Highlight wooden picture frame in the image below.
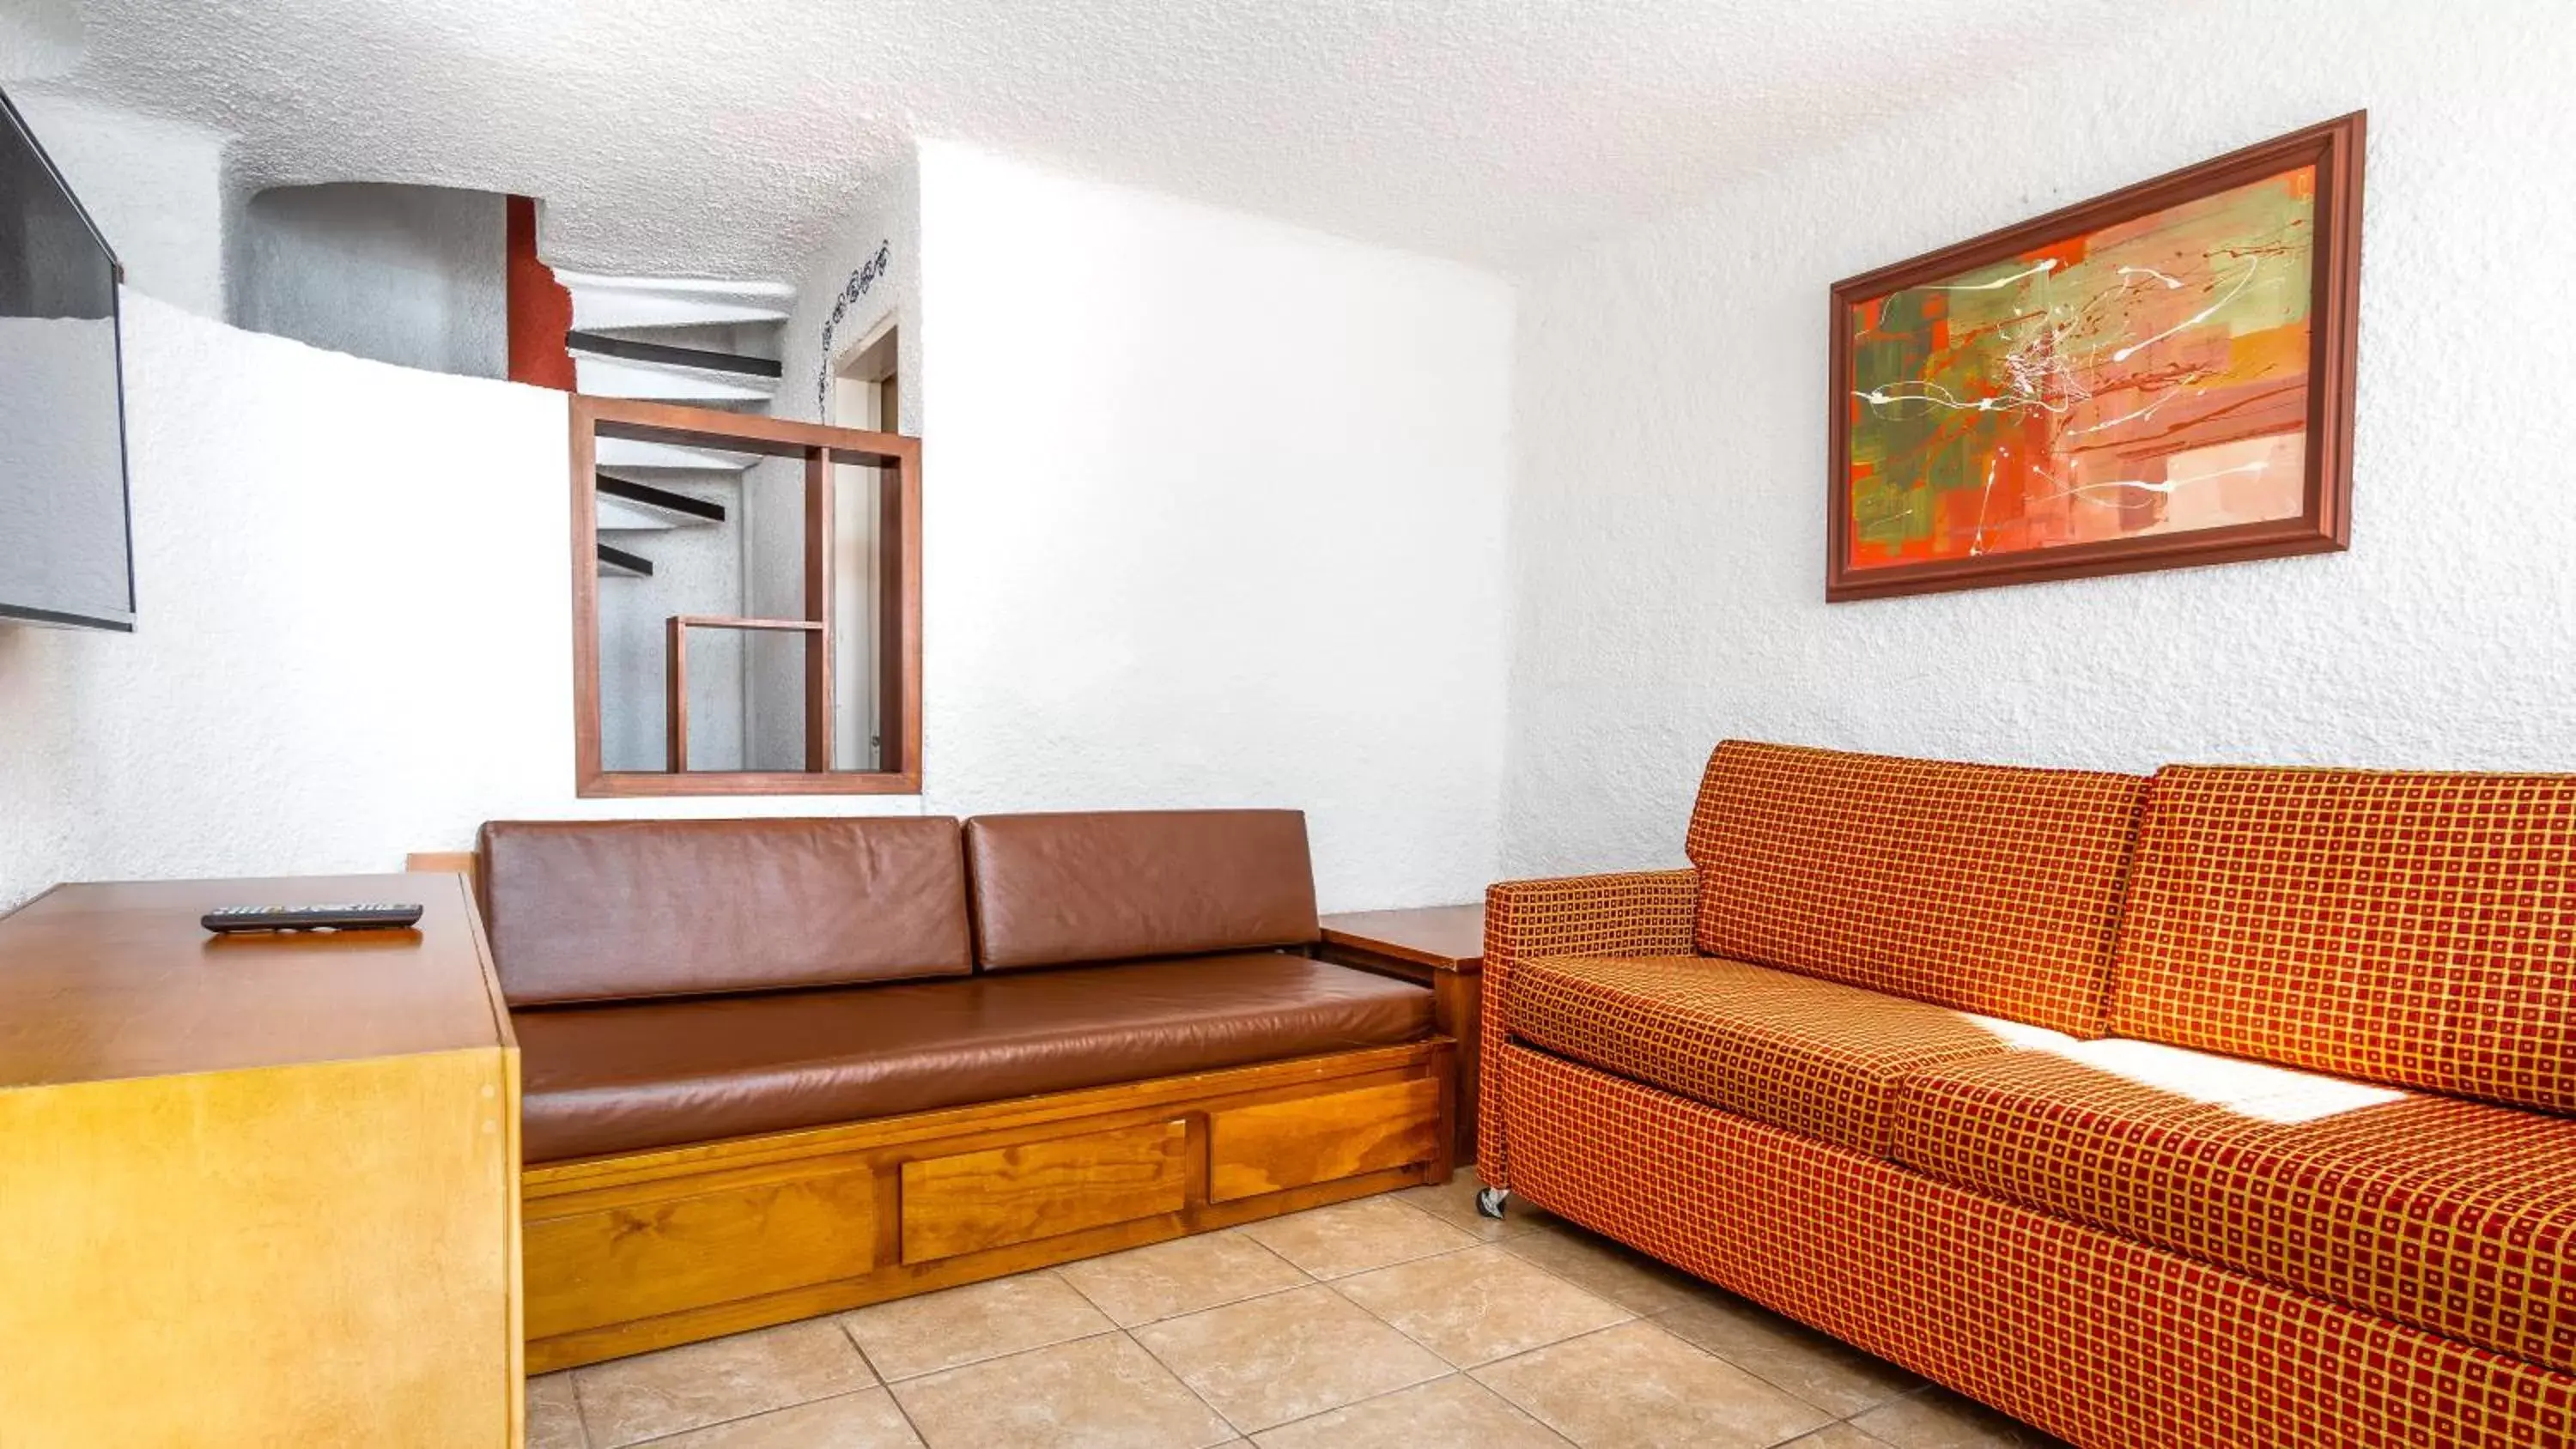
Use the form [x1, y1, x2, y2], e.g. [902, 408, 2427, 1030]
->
[1826, 112, 2364, 601]
[569, 395, 923, 797]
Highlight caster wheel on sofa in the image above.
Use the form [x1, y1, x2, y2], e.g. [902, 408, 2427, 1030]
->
[1475, 1187, 1511, 1220]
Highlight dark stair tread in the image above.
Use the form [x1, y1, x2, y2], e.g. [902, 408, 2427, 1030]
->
[565, 329, 782, 379]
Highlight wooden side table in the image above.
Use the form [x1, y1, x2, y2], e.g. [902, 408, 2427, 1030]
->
[1317, 903, 1484, 1164]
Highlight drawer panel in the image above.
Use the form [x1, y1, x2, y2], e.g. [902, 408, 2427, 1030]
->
[525, 1166, 877, 1338]
[902, 1119, 1188, 1264]
[1207, 1076, 1442, 1203]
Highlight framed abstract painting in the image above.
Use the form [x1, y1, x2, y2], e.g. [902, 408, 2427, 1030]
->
[1826, 113, 2364, 601]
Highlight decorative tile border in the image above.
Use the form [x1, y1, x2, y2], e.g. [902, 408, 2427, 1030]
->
[815, 239, 895, 420]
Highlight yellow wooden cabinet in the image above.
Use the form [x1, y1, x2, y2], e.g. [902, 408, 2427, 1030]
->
[0, 873, 521, 1447]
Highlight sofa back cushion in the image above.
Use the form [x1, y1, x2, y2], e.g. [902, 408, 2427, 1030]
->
[477, 816, 973, 1006]
[965, 809, 1319, 971]
[1686, 740, 2148, 1036]
[2111, 765, 2576, 1113]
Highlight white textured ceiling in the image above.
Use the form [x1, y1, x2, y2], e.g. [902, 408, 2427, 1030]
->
[18, 0, 2154, 280]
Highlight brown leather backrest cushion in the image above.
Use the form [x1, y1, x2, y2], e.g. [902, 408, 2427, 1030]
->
[965, 810, 1320, 971]
[477, 816, 973, 1005]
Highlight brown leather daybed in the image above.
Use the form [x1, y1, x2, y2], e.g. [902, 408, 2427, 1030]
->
[474, 809, 1456, 1371]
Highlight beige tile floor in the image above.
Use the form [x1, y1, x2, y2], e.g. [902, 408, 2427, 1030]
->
[528, 1178, 2072, 1449]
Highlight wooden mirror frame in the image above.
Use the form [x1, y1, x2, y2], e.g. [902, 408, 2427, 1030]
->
[569, 395, 922, 797]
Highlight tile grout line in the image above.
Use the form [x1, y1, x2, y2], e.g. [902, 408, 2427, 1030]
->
[618, 1388, 890, 1449]
[1462, 1304, 1882, 1445]
[1056, 1227, 1319, 1328]
[907, 1232, 1322, 1440]
[1641, 1302, 1920, 1423]
[574, 1319, 946, 1449]
[1463, 1313, 1639, 1378]
[1048, 1254, 1132, 1324]
[1103, 1207, 1473, 1443]
[1128, 1274, 1321, 1331]
[1255, 1370, 1585, 1449]
[585, 1187, 1930, 1449]
[1122, 1192, 1660, 1422]
[874, 1323, 1132, 1386]
[1301, 1228, 1493, 1286]
[867, 1323, 1194, 1446]
[559, 1373, 596, 1449]
[578, 1319, 892, 1449]
[1458, 1327, 1636, 1446]
[1117, 1324, 1256, 1445]
[1117, 1308, 1272, 1440]
[836, 1311, 945, 1449]
[1458, 1316, 1722, 1446]
[1248, 1196, 1655, 1441]
[1052, 1191, 1502, 1333]
[1084, 1244, 1321, 1331]
[1313, 1246, 1637, 1373]
[1494, 1215, 1941, 1426]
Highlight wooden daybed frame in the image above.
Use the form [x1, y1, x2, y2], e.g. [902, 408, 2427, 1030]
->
[411, 828, 1458, 1373]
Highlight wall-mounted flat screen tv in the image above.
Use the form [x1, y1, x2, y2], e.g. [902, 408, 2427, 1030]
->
[0, 85, 133, 631]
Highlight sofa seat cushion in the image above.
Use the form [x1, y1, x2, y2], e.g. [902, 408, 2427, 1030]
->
[516, 952, 1433, 1162]
[1510, 954, 2075, 1156]
[1895, 1040, 2576, 1373]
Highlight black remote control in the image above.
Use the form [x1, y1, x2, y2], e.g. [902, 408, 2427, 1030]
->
[202, 903, 426, 934]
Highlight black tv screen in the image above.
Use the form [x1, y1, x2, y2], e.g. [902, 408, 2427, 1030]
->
[0, 85, 132, 631]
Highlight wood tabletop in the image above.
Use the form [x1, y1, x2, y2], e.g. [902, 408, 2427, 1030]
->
[1318, 903, 1484, 973]
[0, 873, 511, 1088]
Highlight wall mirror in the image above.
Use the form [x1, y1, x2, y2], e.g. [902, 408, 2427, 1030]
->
[569, 396, 921, 796]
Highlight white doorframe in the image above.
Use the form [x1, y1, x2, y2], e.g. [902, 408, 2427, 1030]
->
[828, 317, 898, 771]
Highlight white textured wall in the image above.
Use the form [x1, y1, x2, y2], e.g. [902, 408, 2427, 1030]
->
[0, 294, 559, 909]
[3, 165, 1516, 911]
[745, 155, 921, 770]
[235, 182, 507, 377]
[0, 0, 80, 81]
[778, 154, 919, 433]
[738, 450, 808, 771]
[0, 297, 908, 912]
[919, 142, 1514, 909]
[1498, 0, 2576, 877]
[598, 483, 746, 773]
[10, 89, 229, 316]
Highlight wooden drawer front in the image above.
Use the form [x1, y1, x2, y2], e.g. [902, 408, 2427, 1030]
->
[1207, 1076, 1442, 1203]
[526, 1167, 877, 1339]
[902, 1119, 1188, 1264]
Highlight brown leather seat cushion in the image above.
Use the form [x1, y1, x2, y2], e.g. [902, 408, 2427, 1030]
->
[479, 816, 973, 1005]
[515, 952, 1432, 1161]
[965, 810, 1319, 971]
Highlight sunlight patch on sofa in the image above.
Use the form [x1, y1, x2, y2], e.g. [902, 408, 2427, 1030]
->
[2044, 1038, 2409, 1125]
[1959, 1014, 2086, 1051]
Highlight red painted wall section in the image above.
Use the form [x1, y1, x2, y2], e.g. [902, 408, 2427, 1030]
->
[506, 195, 576, 390]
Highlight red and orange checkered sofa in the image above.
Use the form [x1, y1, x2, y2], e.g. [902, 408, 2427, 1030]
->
[1479, 740, 2576, 1449]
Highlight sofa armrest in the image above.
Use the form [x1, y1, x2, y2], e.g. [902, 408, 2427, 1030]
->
[1477, 869, 1697, 1190]
[1485, 870, 1698, 967]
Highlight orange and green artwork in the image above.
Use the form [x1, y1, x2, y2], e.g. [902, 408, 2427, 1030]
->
[1844, 165, 2318, 570]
